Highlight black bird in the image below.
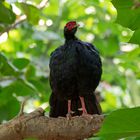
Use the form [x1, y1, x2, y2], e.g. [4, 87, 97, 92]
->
[49, 21, 102, 118]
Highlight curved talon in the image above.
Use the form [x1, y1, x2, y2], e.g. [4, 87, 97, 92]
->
[66, 112, 72, 120]
[67, 100, 75, 119]
[66, 110, 74, 120]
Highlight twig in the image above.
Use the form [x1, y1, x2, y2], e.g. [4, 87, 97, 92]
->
[18, 97, 29, 116]
[132, 0, 140, 9]
[37, 0, 49, 9]
[0, 15, 26, 36]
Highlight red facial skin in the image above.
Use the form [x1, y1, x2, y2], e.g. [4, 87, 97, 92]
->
[65, 21, 77, 31]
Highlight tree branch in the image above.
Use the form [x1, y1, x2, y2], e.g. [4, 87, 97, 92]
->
[0, 0, 49, 36]
[0, 108, 104, 140]
[0, 15, 26, 36]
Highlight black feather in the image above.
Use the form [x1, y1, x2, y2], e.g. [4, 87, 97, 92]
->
[49, 22, 102, 117]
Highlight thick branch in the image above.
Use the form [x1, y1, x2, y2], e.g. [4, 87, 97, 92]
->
[0, 108, 104, 140]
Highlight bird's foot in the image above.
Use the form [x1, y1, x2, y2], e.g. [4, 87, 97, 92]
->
[79, 108, 92, 120]
[78, 107, 88, 116]
[82, 112, 93, 120]
[66, 113, 72, 120]
[66, 111, 74, 120]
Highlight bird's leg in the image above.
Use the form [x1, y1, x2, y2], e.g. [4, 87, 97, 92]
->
[66, 100, 72, 119]
[79, 96, 88, 115]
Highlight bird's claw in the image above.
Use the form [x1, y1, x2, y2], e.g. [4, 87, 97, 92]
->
[66, 113, 72, 120]
[66, 111, 74, 120]
[82, 113, 93, 120]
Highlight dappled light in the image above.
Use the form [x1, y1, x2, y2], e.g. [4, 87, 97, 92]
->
[0, 0, 140, 140]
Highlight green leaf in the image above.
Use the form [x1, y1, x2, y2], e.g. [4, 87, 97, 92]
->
[29, 79, 45, 93]
[10, 79, 37, 96]
[0, 97, 20, 122]
[134, 137, 140, 140]
[129, 29, 140, 45]
[88, 137, 103, 140]
[25, 64, 36, 80]
[12, 58, 30, 70]
[0, 87, 20, 122]
[19, 3, 40, 25]
[111, 0, 140, 30]
[123, 137, 140, 140]
[0, 52, 19, 76]
[0, 2, 16, 24]
[0, 86, 13, 107]
[94, 35, 119, 57]
[1, 79, 37, 97]
[99, 107, 140, 140]
[28, 78, 51, 101]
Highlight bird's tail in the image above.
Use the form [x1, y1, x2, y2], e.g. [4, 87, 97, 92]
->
[73, 93, 102, 115]
[84, 93, 102, 115]
[49, 92, 102, 118]
[49, 93, 68, 117]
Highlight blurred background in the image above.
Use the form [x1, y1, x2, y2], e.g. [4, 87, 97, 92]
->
[0, 0, 140, 124]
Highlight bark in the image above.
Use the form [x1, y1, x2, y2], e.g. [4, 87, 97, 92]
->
[0, 108, 104, 140]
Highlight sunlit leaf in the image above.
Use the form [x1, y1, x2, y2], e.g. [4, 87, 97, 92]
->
[0, 2, 16, 24]
[112, 0, 140, 30]
[19, 3, 41, 25]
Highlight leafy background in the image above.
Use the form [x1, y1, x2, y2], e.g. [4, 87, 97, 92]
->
[0, 0, 140, 139]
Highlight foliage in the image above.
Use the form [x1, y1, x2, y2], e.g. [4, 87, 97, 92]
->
[98, 0, 140, 140]
[0, 0, 140, 139]
[99, 107, 140, 140]
[112, 0, 140, 45]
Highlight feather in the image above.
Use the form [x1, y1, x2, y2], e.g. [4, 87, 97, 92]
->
[49, 21, 102, 117]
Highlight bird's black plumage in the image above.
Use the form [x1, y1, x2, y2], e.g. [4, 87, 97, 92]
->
[49, 21, 102, 117]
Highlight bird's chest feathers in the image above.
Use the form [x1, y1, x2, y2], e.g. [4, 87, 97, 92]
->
[62, 43, 77, 63]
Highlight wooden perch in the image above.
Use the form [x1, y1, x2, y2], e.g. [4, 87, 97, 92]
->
[0, 108, 104, 140]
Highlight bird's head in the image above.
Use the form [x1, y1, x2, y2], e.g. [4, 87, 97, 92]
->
[64, 21, 79, 39]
